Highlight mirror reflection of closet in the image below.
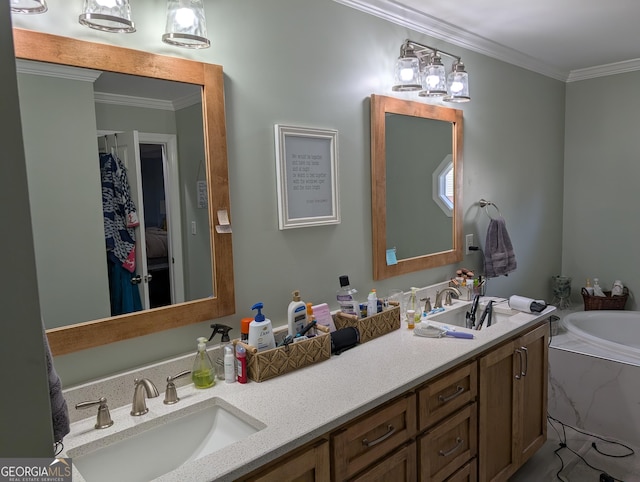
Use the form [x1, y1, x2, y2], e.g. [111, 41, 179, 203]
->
[17, 61, 213, 329]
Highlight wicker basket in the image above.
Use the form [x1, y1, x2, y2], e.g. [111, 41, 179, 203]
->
[334, 304, 400, 344]
[234, 327, 331, 383]
[581, 287, 629, 311]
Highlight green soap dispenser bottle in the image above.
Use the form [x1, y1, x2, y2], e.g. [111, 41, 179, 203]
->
[192, 337, 215, 389]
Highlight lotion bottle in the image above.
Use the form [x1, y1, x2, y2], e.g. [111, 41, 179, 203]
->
[248, 302, 276, 351]
[367, 289, 377, 317]
[287, 290, 307, 337]
[191, 337, 215, 389]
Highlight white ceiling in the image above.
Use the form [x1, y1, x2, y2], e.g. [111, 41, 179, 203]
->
[339, 0, 640, 81]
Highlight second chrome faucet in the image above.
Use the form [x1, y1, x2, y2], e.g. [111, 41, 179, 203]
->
[131, 378, 159, 416]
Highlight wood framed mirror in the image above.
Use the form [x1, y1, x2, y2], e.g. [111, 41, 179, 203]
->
[13, 29, 235, 355]
[370, 94, 463, 280]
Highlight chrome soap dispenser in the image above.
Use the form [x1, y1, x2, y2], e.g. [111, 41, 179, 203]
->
[191, 337, 215, 389]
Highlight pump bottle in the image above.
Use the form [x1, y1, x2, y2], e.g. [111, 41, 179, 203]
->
[248, 302, 276, 351]
[191, 337, 215, 389]
[287, 290, 307, 337]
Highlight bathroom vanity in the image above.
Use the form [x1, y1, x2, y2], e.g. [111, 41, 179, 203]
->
[61, 297, 552, 482]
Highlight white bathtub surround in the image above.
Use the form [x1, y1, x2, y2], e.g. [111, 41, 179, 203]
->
[548, 310, 640, 449]
[548, 348, 640, 448]
[59, 290, 554, 482]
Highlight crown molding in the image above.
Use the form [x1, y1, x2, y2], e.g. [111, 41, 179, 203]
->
[16, 59, 101, 82]
[94, 92, 175, 111]
[335, 0, 640, 82]
[567, 58, 640, 82]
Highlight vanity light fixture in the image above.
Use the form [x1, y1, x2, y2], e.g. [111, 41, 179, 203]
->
[10, 0, 47, 14]
[79, 0, 136, 33]
[162, 0, 211, 49]
[392, 39, 471, 103]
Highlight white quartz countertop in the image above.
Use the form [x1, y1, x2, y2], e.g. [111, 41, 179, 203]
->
[62, 299, 555, 482]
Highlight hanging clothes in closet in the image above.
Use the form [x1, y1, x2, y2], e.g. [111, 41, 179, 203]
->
[99, 151, 143, 316]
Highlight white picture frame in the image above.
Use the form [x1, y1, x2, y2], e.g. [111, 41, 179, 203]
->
[274, 124, 340, 229]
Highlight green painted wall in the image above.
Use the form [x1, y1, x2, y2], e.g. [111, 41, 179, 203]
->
[11, 0, 565, 391]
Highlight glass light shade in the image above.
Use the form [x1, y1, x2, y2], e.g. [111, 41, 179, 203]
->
[392, 43, 421, 92]
[11, 0, 47, 14]
[163, 0, 210, 49]
[79, 0, 135, 33]
[419, 54, 446, 97]
[445, 61, 470, 103]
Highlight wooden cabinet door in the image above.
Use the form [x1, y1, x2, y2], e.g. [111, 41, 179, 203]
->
[515, 323, 548, 465]
[478, 339, 518, 482]
[247, 440, 330, 482]
[349, 442, 417, 482]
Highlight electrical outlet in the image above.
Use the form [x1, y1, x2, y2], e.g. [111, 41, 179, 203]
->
[465, 234, 474, 254]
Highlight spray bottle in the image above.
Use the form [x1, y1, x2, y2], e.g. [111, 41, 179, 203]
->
[208, 324, 233, 381]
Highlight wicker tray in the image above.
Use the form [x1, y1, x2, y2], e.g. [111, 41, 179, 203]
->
[581, 287, 629, 311]
[234, 327, 331, 383]
[334, 304, 400, 344]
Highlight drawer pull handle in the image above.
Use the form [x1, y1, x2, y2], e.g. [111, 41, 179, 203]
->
[438, 385, 464, 403]
[439, 437, 463, 457]
[362, 424, 396, 447]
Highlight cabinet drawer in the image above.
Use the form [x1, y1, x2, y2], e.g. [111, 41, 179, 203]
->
[446, 459, 477, 482]
[418, 361, 477, 431]
[332, 393, 417, 481]
[418, 403, 477, 482]
[349, 442, 417, 482]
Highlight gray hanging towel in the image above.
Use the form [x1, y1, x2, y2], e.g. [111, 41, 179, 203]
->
[43, 320, 70, 442]
[484, 218, 517, 277]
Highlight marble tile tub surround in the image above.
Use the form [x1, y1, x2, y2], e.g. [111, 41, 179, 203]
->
[548, 346, 640, 448]
[63, 281, 454, 424]
[59, 283, 554, 481]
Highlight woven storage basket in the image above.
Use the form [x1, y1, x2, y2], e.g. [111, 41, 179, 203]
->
[334, 304, 400, 344]
[234, 328, 331, 383]
[581, 287, 629, 311]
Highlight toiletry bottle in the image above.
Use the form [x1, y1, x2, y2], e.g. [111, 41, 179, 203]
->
[208, 324, 233, 381]
[191, 337, 215, 389]
[224, 345, 236, 383]
[408, 287, 421, 323]
[593, 278, 606, 297]
[236, 344, 247, 384]
[367, 289, 377, 317]
[306, 302, 316, 336]
[584, 278, 594, 296]
[287, 290, 307, 337]
[240, 317, 252, 342]
[248, 302, 276, 351]
[337, 275, 360, 318]
[406, 310, 416, 329]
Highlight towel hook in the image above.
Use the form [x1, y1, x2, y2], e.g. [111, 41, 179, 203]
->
[479, 198, 504, 220]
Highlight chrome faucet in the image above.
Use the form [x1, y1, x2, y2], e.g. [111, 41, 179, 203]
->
[131, 378, 159, 416]
[434, 287, 462, 309]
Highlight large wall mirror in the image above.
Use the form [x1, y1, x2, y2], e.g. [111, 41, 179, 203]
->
[13, 29, 235, 356]
[370, 94, 463, 280]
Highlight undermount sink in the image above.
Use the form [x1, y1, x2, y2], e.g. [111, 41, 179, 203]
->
[67, 397, 264, 482]
[427, 300, 516, 329]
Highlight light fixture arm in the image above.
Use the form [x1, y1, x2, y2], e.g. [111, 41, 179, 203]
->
[403, 39, 461, 63]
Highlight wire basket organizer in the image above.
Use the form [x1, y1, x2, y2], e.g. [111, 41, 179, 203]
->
[581, 287, 629, 311]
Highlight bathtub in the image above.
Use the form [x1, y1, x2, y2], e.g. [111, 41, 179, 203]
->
[548, 310, 640, 447]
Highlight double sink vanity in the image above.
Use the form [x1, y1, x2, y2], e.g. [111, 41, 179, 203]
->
[62, 285, 554, 482]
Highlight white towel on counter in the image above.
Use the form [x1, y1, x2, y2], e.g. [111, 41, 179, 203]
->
[484, 218, 517, 277]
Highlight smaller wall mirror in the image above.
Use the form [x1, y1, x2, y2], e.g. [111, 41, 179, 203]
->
[370, 94, 463, 280]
